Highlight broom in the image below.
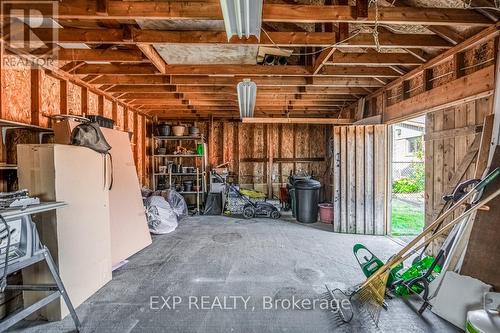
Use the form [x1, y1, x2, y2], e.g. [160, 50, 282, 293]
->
[353, 185, 500, 325]
[330, 167, 500, 325]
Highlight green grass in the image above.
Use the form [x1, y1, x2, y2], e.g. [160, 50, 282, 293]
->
[391, 199, 424, 236]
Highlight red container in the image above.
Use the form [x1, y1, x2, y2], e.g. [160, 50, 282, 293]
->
[318, 203, 334, 224]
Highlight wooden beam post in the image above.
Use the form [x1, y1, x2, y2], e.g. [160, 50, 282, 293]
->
[356, 0, 368, 19]
[454, 51, 465, 79]
[111, 101, 117, 124]
[402, 80, 410, 99]
[208, 114, 214, 168]
[30, 68, 42, 126]
[60, 79, 68, 114]
[0, 40, 3, 120]
[423, 68, 433, 91]
[267, 124, 274, 199]
[123, 106, 129, 132]
[133, 112, 138, 166]
[96, 0, 108, 15]
[141, 115, 147, 185]
[81, 86, 88, 115]
[98, 95, 104, 116]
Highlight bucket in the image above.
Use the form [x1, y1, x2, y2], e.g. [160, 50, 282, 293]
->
[318, 203, 333, 224]
[157, 123, 170, 136]
[172, 125, 185, 136]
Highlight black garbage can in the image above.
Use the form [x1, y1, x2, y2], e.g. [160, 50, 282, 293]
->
[295, 179, 321, 223]
[287, 175, 311, 218]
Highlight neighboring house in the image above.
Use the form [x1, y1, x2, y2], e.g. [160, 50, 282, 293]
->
[392, 116, 425, 181]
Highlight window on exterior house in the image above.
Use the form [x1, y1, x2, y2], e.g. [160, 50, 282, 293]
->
[407, 137, 422, 154]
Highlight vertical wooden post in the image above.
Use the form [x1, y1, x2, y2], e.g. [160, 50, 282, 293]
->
[123, 106, 129, 132]
[97, 95, 104, 116]
[30, 68, 42, 126]
[81, 86, 88, 115]
[454, 52, 465, 79]
[111, 101, 117, 125]
[133, 112, 138, 167]
[60, 80, 68, 114]
[0, 40, 3, 120]
[208, 114, 214, 168]
[292, 124, 296, 174]
[267, 124, 274, 199]
[356, 0, 368, 19]
[423, 68, 433, 91]
[402, 80, 410, 99]
[141, 115, 147, 186]
[96, 0, 108, 14]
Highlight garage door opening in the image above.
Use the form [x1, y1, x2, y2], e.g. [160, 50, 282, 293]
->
[390, 116, 425, 236]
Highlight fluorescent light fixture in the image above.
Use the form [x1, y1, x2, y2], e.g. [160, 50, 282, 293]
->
[237, 79, 257, 118]
[219, 0, 263, 40]
[57, 43, 90, 49]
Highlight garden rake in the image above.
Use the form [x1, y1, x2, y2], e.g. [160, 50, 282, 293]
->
[327, 167, 500, 326]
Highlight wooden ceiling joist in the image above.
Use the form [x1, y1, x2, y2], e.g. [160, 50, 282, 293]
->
[327, 52, 423, 66]
[57, 49, 144, 62]
[32, 28, 452, 49]
[136, 44, 167, 74]
[12, 1, 490, 26]
[73, 64, 402, 77]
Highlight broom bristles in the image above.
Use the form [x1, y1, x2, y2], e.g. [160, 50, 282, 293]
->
[351, 270, 390, 326]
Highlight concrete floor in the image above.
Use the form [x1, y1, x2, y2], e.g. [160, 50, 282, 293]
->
[10, 215, 459, 333]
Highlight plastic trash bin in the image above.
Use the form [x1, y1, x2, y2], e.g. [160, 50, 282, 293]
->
[295, 179, 321, 223]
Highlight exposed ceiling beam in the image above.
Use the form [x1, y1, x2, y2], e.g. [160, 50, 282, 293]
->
[90, 75, 384, 87]
[392, 0, 465, 45]
[137, 44, 167, 74]
[32, 28, 451, 49]
[311, 48, 336, 75]
[328, 52, 423, 66]
[73, 64, 406, 77]
[242, 117, 353, 124]
[57, 49, 144, 62]
[8, 2, 489, 26]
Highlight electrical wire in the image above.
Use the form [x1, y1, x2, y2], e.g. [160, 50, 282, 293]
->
[261, 27, 363, 57]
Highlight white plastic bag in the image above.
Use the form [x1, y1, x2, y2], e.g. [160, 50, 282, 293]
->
[145, 196, 178, 234]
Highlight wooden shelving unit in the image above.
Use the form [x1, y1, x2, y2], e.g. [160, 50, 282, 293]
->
[151, 135, 207, 213]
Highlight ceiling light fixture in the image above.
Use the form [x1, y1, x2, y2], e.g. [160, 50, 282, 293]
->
[219, 0, 263, 41]
[237, 79, 257, 118]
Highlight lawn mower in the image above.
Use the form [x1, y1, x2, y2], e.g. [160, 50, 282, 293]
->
[212, 172, 281, 219]
[352, 173, 497, 307]
[325, 167, 500, 325]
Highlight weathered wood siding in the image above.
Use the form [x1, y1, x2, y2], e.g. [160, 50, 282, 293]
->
[424, 96, 494, 253]
[332, 125, 388, 235]
[156, 121, 330, 200]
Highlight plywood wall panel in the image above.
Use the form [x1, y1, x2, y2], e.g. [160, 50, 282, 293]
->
[67, 82, 81, 115]
[103, 98, 113, 119]
[127, 111, 134, 133]
[2, 57, 31, 123]
[40, 72, 60, 128]
[115, 105, 123, 130]
[87, 91, 98, 115]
